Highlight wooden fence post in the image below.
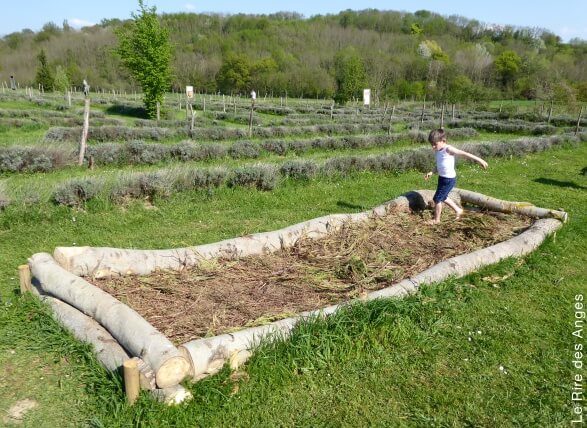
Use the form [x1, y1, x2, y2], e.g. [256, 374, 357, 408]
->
[388, 105, 395, 136]
[576, 106, 584, 135]
[78, 98, 90, 166]
[420, 96, 426, 125]
[440, 104, 445, 128]
[248, 98, 255, 137]
[190, 104, 196, 133]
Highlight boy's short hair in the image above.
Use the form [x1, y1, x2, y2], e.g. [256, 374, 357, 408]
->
[428, 128, 446, 144]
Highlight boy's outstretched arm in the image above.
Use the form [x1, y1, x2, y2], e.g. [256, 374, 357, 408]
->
[447, 146, 488, 169]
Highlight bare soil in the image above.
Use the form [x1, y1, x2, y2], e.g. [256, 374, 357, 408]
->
[92, 210, 531, 344]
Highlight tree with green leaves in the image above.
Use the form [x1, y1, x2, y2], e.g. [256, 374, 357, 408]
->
[53, 65, 70, 93]
[333, 47, 366, 105]
[216, 53, 252, 94]
[494, 50, 522, 91]
[35, 49, 54, 92]
[114, 0, 173, 118]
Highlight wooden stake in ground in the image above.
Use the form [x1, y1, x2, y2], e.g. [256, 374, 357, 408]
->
[575, 106, 583, 135]
[248, 94, 256, 137]
[123, 359, 140, 405]
[78, 97, 90, 166]
[440, 104, 445, 128]
[18, 265, 31, 294]
[420, 95, 426, 125]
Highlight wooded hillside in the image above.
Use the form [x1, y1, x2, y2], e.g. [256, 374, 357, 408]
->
[1, 9, 586, 104]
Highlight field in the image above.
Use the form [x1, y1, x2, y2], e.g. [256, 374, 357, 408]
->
[0, 90, 586, 427]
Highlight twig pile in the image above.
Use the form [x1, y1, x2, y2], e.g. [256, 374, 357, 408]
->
[93, 210, 530, 344]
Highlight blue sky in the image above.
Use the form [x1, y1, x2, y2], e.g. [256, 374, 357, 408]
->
[1, 1, 586, 42]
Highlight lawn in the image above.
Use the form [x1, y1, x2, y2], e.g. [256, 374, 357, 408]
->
[0, 141, 585, 426]
[0, 91, 585, 426]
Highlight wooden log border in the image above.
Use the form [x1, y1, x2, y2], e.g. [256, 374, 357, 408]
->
[28, 189, 567, 388]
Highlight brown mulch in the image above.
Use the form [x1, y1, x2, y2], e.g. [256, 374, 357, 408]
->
[92, 210, 531, 344]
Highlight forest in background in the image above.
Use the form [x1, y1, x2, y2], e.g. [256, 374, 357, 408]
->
[1, 8, 587, 105]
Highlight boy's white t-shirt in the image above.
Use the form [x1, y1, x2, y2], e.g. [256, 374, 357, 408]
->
[436, 145, 456, 178]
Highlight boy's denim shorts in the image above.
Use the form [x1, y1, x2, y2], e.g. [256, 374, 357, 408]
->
[433, 176, 457, 203]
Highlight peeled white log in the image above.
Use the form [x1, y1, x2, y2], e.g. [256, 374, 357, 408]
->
[28, 253, 190, 388]
[180, 303, 346, 382]
[179, 317, 299, 381]
[180, 217, 562, 382]
[455, 189, 568, 221]
[52, 191, 443, 279]
[31, 284, 157, 389]
[31, 285, 130, 372]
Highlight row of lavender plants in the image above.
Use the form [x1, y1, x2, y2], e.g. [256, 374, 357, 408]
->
[0, 129, 479, 173]
[43, 111, 566, 145]
[38, 134, 581, 208]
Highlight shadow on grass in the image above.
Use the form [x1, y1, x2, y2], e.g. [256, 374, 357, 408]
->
[105, 104, 148, 119]
[336, 201, 366, 210]
[533, 177, 587, 190]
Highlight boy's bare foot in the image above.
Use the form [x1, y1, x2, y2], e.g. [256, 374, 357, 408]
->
[426, 219, 440, 225]
[455, 208, 464, 220]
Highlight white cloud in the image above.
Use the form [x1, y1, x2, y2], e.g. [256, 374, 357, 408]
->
[184, 3, 196, 11]
[69, 18, 96, 29]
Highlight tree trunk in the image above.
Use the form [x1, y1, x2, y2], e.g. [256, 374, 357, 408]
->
[456, 189, 568, 222]
[37, 292, 131, 372]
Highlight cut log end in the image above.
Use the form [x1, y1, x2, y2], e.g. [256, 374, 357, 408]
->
[155, 356, 191, 389]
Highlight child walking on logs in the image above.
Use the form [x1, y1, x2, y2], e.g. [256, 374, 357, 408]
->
[424, 128, 488, 224]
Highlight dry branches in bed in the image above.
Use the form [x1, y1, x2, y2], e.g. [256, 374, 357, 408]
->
[92, 210, 531, 344]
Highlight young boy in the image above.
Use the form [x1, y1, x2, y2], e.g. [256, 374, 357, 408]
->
[424, 128, 488, 223]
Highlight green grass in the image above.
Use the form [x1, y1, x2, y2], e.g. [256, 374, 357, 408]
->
[0, 143, 585, 426]
[0, 91, 585, 426]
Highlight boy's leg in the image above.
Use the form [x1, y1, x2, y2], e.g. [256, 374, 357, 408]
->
[444, 198, 464, 219]
[433, 201, 443, 223]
